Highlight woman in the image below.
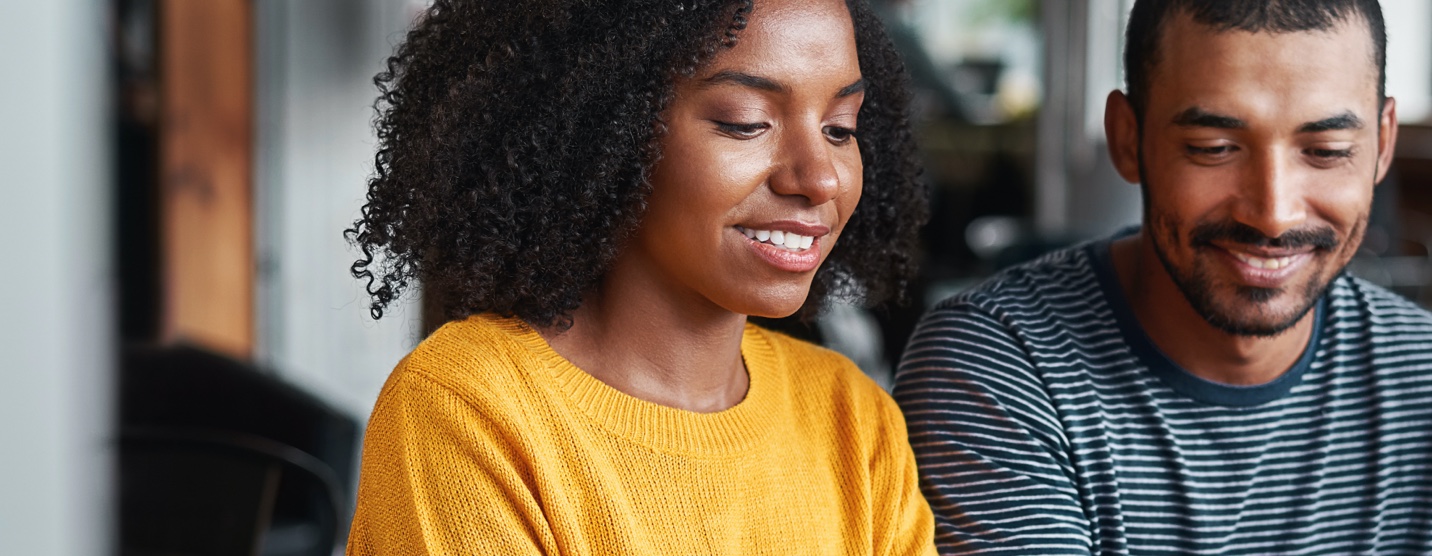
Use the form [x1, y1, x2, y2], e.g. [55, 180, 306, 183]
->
[345, 0, 932, 553]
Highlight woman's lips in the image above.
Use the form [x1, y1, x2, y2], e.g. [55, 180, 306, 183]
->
[735, 225, 824, 273]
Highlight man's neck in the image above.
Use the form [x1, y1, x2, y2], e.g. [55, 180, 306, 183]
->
[1110, 233, 1315, 386]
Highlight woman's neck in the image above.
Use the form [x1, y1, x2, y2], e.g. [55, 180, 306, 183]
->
[536, 272, 750, 414]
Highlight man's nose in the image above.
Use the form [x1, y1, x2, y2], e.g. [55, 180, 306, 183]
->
[1233, 150, 1309, 240]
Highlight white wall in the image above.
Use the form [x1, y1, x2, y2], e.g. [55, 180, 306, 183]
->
[255, 0, 426, 420]
[0, 1, 113, 554]
[1383, 0, 1432, 123]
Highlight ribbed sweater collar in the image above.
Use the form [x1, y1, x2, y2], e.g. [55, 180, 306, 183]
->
[480, 314, 785, 456]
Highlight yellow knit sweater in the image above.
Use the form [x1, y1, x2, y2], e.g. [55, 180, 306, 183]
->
[347, 314, 935, 555]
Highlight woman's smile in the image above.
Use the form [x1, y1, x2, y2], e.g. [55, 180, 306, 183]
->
[615, 0, 866, 318]
[734, 222, 830, 273]
[735, 225, 820, 253]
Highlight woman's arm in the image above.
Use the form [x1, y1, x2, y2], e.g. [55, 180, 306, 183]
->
[347, 369, 554, 555]
[871, 393, 939, 556]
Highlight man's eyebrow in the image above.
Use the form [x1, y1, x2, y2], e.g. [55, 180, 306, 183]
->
[1172, 107, 1246, 129]
[1298, 111, 1364, 133]
[701, 70, 786, 93]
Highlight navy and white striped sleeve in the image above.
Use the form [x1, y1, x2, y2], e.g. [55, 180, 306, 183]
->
[894, 300, 1092, 555]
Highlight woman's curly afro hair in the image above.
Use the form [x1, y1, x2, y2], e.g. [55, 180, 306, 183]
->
[348, 0, 926, 328]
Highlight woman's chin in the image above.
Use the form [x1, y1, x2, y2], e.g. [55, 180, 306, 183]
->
[737, 296, 810, 320]
[713, 275, 819, 320]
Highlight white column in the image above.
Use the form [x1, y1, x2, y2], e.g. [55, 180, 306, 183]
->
[255, 0, 425, 419]
[0, 1, 113, 554]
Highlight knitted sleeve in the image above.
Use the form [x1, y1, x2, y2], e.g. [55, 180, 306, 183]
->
[871, 390, 939, 556]
[346, 368, 555, 555]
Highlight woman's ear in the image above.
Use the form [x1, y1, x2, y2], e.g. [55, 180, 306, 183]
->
[1104, 90, 1142, 184]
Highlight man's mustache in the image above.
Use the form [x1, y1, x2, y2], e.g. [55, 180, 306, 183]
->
[1189, 221, 1338, 251]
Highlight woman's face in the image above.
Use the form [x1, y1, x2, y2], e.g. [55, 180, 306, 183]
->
[622, 0, 864, 319]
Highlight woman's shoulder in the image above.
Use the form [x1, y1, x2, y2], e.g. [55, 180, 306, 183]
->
[378, 314, 549, 414]
[745, 325, 911, 467]
[744, 325, 894, 414]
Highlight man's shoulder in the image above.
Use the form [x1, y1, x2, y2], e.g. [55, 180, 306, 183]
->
[907, 239, 1119, 378]
[1328, 273, 1432, 334]
[932, 240, 1105, 319]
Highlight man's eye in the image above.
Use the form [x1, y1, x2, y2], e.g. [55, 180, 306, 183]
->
[1186, 145, 1233, 156]
[1307, 148, 1354, 160]
[714, 121, 768, 138]
[824, 126, 857, 145]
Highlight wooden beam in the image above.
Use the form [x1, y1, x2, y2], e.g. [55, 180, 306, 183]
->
[158, 0, 254, 358]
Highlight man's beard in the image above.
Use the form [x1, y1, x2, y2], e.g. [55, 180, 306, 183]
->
[1138, 176, 1359, 339]
[1147, 215, 1349, 337]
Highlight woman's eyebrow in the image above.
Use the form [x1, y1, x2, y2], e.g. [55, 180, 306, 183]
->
[701, 70, 785, 93]
[699, 72, 865, 99]
[837, 78, 866, 98]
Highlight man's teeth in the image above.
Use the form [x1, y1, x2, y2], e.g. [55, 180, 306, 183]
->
[1233, 251, 1296, 270]
[738, 226, 816, 251]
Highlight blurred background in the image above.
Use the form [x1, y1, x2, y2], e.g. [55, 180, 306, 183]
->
[4, 0, 1432, 554]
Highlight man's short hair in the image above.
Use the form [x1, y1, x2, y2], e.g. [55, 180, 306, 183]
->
[1124, 0, 1387, 124]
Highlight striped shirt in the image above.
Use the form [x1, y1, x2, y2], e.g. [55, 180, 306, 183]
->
[894, 234, 1432, 555]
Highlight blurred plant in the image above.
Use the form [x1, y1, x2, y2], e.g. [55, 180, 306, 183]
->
[968, 0, 1037, 24]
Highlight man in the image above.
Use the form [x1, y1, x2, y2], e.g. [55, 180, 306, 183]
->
[894, 0, 1432, 553]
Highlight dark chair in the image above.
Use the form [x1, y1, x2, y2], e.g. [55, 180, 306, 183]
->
[119, 344, 360, 556]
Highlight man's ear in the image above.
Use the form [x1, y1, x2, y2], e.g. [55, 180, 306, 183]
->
[1375, 96, 1399, 185]
[1105, 90, 1142, 184]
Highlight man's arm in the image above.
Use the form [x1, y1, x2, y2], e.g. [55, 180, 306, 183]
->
[894, 301, 1094, 555]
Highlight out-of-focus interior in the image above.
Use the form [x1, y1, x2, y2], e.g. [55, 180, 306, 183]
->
[6, 0, 1432, 553]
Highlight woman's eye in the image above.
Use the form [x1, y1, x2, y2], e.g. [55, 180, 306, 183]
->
[714, 121, 769, 139]
[824, 126, 857, 145]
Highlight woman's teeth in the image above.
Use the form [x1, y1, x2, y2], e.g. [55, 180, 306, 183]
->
[1232, 251, 1296, 270]
[737, 226, 815, 251]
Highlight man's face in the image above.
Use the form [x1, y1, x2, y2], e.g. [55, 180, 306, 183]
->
[1114, 13, 1397, 337]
